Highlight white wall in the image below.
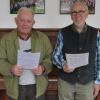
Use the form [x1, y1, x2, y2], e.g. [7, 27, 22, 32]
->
[0, 0, 100, 28]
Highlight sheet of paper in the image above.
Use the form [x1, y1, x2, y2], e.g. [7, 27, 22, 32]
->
[17, 50, 40, 69]
[65, 53, 89, 68]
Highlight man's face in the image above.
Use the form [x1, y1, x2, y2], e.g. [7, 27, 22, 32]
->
[15, 11, 35, 36]
[70, 2, 88, 28]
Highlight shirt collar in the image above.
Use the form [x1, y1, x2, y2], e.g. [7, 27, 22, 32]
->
[17, 31, 32, 41]
[72, 23, 87, 34]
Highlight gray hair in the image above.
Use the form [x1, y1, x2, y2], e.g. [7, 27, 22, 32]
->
[17, 7, 34, 17]
[70, 0, 89, 13]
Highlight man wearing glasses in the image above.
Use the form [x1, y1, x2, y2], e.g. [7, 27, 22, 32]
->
[53, 1, 100, 100]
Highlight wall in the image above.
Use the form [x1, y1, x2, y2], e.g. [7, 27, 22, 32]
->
[0, 0, 100, 28]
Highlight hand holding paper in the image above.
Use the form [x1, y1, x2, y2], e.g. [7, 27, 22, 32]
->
[11, 64, 23, 76]
[32, 65, 45, 75]
[63, 63, 75, 73]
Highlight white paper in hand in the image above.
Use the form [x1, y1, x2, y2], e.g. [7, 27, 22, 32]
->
[17, 50, 40, 69]
[66, 53, 89, 68]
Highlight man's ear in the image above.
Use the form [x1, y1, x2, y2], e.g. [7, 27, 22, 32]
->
[32, 19, 35, 26]
[15, 17, 18, 25]
[86, 10, 89, 17]
[33, 19, 35, 24]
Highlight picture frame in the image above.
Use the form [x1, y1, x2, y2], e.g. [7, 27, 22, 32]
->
[60, 0, 95, 14]
[10, 0, 45, 14]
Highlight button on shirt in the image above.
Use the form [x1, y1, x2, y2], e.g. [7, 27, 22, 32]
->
[53, 30, 100, 84]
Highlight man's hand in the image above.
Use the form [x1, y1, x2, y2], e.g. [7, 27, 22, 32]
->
[93, 84, 100, 98]
[11, 65, 23, 76]
[32, 65, 45, 75]
[63, 64, 75, 73]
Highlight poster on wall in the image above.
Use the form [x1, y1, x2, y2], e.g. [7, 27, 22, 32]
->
[60, 0, 95, 14]
[10, 0, 45, 14]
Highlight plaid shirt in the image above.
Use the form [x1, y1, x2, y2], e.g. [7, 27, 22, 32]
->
[53, 30, 100, 84]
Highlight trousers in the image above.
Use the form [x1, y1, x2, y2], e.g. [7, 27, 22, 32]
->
[8, 84, 45, 100]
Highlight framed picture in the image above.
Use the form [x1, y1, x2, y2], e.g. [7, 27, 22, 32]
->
[60, 0, 95, 14]
[10, 0, 45, 14]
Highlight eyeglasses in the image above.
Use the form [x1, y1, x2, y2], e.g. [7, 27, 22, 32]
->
[71, 10, 86, 15]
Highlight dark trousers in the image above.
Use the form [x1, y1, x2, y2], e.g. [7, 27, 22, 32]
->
[8, 84, 45, 100]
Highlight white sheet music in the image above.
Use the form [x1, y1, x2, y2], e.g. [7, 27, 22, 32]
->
[17, 50, 40, 69]
[66, 53, 89, 68]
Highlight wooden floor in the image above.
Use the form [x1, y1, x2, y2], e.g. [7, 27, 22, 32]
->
[0, 90, 8, 100]
[0, 90, 100, 100]
[0, 90, 58, 100]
